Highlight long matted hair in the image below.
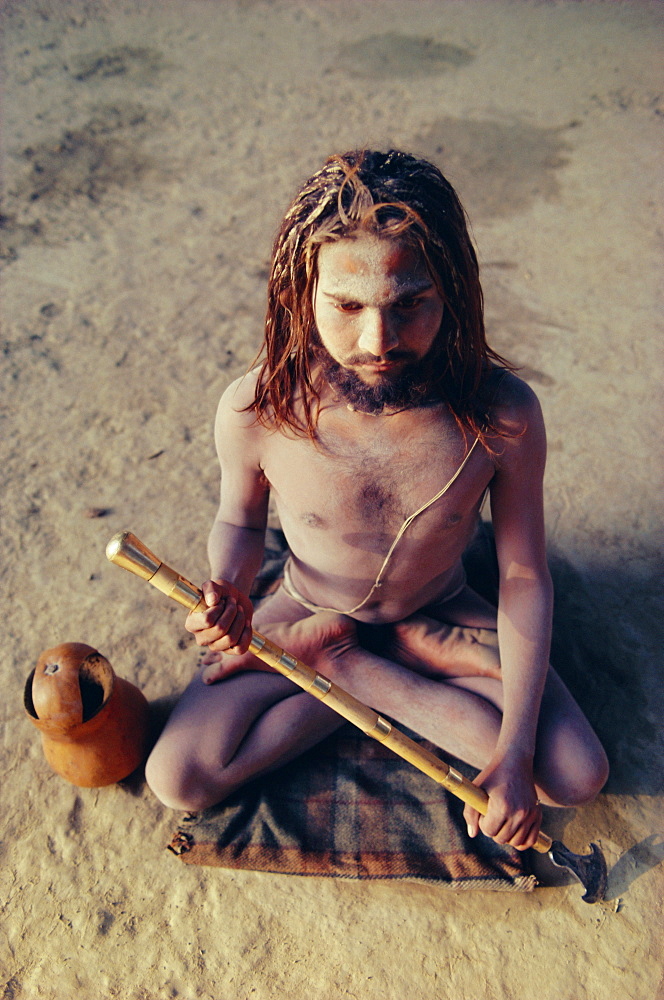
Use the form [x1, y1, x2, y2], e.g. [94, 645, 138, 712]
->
[247, 149, 512, 441]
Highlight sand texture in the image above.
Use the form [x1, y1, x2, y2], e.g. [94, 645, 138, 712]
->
[1, 1, 662, 998]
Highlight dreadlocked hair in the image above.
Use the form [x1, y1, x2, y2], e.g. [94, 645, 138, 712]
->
[246, 149, 515, 444]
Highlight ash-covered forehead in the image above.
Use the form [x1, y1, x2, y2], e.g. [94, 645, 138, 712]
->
[315, 234, 435, 306]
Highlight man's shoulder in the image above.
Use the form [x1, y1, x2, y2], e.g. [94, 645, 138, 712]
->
[481, 367, 544, 447]
[485, 367, 540, 413]
[213, 369, 268, 456]
[216, 368, 262, 426]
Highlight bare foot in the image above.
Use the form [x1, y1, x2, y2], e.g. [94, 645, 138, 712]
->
[386, 615, 502, 680]
[201, 612, 357, 684]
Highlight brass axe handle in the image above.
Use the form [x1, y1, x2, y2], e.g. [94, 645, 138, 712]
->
[106, 530, 553, 853]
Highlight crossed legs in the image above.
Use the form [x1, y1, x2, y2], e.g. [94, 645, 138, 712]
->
[146, 585, 608, 813]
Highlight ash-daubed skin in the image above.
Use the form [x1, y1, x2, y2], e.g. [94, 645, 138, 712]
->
[144, 159, 608, 855]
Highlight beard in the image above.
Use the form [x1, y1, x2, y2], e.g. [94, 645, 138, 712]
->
[311, 335, 445, 415]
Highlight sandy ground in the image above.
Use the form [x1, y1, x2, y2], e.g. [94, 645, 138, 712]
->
[1, 1, 663, 997]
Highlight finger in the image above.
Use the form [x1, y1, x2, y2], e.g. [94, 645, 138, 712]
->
[214, 597, 241, 634]
[225, 605, 247, 647]
[482, 808, 538, 847]
[479, 809, 519, 844]
[463, 805, 481, 839]
[202, 580, 223, 607]
[479, 816, 507, 842]
[205, 610, 248, 653]
[186, 613, 211, 637]
[191, 619, 230, 646]
[511, 811, 542, 852]
[226, 622, 254, 657]
[208, 603, 246, 649]
[186, 600, 227, 635]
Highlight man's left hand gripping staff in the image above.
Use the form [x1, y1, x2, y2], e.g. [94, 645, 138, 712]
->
[186, 579, 254, 658]
[464, 754, 543, 851]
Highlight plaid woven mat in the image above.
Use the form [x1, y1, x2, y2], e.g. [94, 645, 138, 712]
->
[167, 527, 536, 891]
[169, 728, 535, 889]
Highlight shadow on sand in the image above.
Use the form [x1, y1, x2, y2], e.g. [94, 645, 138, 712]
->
[464, 523, 663, 895]
[464, 522, 662, 800]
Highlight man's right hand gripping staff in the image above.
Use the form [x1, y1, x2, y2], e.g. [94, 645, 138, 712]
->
[185, 579, 254, 659]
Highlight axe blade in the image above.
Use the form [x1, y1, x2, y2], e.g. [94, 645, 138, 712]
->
[548, 840, 607, 904]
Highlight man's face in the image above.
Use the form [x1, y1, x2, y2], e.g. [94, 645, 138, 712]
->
[312, 234, 445, 412]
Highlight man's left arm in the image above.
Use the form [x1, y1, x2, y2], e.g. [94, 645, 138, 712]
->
[466, 378, 553, 850]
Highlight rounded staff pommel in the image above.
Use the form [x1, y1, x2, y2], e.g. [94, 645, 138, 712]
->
[106, 530, 161, 581]
[106, 530, 206, 613]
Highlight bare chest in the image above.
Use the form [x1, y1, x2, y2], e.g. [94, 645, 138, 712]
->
[261, 410, 494, 536]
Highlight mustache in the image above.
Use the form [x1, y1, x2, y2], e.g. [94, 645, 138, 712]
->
[344, 350, 417, 365]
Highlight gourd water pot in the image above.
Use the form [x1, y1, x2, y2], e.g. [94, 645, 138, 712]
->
[24, 642, 150, 787]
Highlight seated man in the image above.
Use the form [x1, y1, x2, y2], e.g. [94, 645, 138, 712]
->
[146, 150, 608, 851]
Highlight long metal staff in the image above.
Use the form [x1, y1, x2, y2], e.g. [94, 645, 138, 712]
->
[106, 530, 607, 903]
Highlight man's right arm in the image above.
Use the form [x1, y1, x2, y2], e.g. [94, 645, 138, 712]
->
[186, 374, 270, 655]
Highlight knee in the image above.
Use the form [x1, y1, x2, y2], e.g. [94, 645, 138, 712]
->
[145, 741, 229, 813]
[544, 742, 610, 808]
[569, 745, 610, 805]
